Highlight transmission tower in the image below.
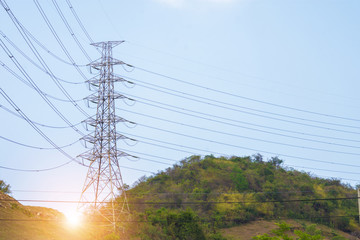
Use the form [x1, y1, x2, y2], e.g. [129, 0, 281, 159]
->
[78, 41, 134, 230]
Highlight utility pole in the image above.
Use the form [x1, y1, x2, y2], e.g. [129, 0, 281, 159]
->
[78, 41, 134, 232]
[358, 188, 360, 224]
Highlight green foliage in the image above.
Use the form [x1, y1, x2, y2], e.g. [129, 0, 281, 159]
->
[139, 224, 168, 240]
[127, 154, 360, 238]
[142, 208, 206, 240]
[230, 167, 248, 191]
[207, 232, 228, 240]
[294, 229, 324, 240]
[0, 180, 11, 194]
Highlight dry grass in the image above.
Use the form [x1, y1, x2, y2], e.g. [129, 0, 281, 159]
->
[220, 220, 357, 240]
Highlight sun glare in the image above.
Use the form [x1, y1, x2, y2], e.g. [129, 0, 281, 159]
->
[65, 210, 82, 227]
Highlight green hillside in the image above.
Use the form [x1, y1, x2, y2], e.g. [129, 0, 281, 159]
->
[124, 154, 360, 239]
[2, 154, 360, 239]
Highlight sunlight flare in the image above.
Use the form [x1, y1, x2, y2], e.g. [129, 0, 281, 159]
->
[64, 210, 82, 227]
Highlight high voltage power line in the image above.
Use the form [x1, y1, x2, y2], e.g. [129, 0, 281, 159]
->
[122, 108, 360, 150]
[0, 196, 358, 204]
[0, 88, 83, 166]
[3, 5, 359, 138]
[51, 0, 92, 62]
[0, 161, 74, 172]
[0, 135, 80, 150]
[128, 75, 360, 130]
[3, 9, 358, 131]
[119, 132, 360, 169]
[135, 66, 360, 122]
[0, 32, 86, 86]
[1, 215, 359, 223]
[65, 0, 94, 44]
[32, 0, 89, 81]
[124, 96, 360, 143]
[1, 0, 359, 221]
[126, 78, 360, 135]
[0, 59, 84, 103]
[1, 112, 360, 177]
[2, 122, 360, 176]
[21, 22, 88, 68]
[9, 188, 356, 195]
[0, 104, 82, 129]
[0, 0, 90, 118]
[136, 123, 360, 156]
[122, 109, 360, 148]
[3, 0, 358, 126]
[0, 40, 86, 136]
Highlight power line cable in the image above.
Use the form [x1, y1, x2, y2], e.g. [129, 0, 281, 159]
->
[123, 149, 178, 163]
[35, 0, 359, 126]
[114, 49, 360, 110]
[0, 0, 90, 118]
[135, 66, 360, 123]
[55, 0, 360, 125]
[10, 186, 357, 195]
[122, 132, 360, 169]
[122, 148, 360, 178]
[0, 59, 83, 103]
[0, 88, 83, 166]
[0, 31, 85, 85]
[51, 0, 92, 62]
[122, 83, 360, 135]
[122, 108, 360, 150]
[0, 214, 359, 223]
[20, 21, 87, 67]
[126, 94, 360, 143]
[0, 196, 358, 204]
[0, 38, 85, 136]
[0, 104, 82, 129]
[0, 214, 358, 222]
[32, 0, 90, 82]
[137, 123, 360, 156]
[65, 0, 94, 44]
[0, 161, 74, 172]
[0, 135, 80, 150]
[306, 174, 359, 183]
[129, 76, 360, 130]
[287, 164, 360, 176]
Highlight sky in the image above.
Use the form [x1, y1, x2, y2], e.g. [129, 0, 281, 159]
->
[0, 0, 360, 215]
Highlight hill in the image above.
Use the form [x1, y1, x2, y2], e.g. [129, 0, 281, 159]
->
[0, 191, 93, 240]
[125, 154, 360, 239]
[2, 154, 360, 239]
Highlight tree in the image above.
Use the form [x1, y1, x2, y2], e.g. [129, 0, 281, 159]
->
[0, 180, 11, 194]
[143, 208, 206, 240]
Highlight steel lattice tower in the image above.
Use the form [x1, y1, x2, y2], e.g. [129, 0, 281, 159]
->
[78, 41, 132, 229]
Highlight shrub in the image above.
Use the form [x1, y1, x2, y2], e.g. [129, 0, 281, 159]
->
[0, 180, 11, 194]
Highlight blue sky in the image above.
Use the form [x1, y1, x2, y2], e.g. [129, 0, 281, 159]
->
[0, 0, 360, 214]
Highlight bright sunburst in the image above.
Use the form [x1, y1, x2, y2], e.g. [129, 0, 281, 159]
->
[64, 210, 82, 227]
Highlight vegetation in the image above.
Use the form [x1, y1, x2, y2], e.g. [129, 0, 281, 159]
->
[124, 154, 360, 239]
[252, 222, 349, 240]
[1, 154, 360, 239]
[0, 180, 11, 194]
